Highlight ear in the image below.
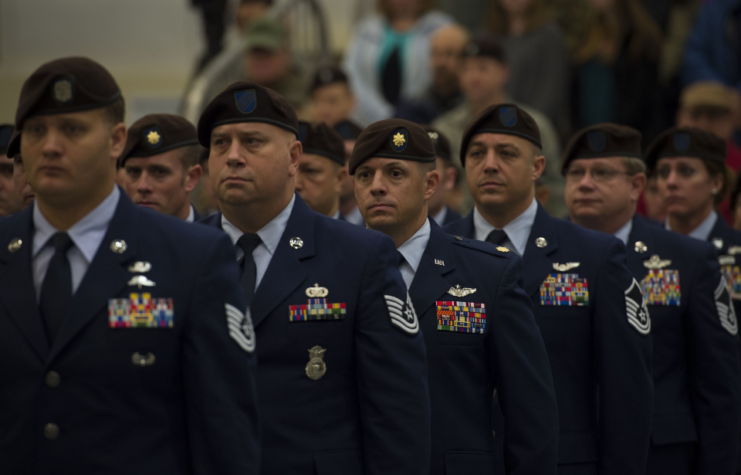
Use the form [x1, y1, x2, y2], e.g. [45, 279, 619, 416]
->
[335, 164, 348, 193]
[532, 154, 546, 181]
[184, 164, 203, 193]
[443, 167, 457, 192]
[287, 140, 302, 177]
[630, 172, 647, 201]
[535, 183, 550, 206]
[425, 169, 441, 201]
[110, 123, 127, 164]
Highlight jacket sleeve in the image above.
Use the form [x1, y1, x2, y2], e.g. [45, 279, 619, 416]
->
[183, 233, 261, 475]
[491, 254, 559, 475]
[687, 245, 741, 474]
[355, 233, 431, 475]
[681, 3, 725, 85]
[594, 238, 653, 475]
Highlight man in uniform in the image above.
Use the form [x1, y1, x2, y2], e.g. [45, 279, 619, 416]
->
[445, 104, 654, 475]
[197, 82, 431, 475]
[352, 118, 559, 474]
[565, 123, 741, 475]
[118, 114, 203, 222]
[0, 124, 22, 216]
[0, 57, 260, 474]
[294, 121, 347, 219]
[335, 119, 365, 225]
[424, 126, 461, 226]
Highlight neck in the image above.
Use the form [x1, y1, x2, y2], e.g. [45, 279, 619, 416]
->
[509, 13, 527, 36]
[176, 198, 192, 221]
[325, 200, 339, 218]
[428, 202, 444, 217]
[221, 189, 293, 234]
[339, 195, 357, 216]
[37, 182, 115, 231]
[669, 205, 714, 236]
[571, 206, 635, 235]
[387, 208, 429, 248]
[477, 193, 534, 229]
[470, 90, 506, 117]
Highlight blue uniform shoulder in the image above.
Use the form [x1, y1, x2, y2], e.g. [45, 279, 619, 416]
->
[649, 223, 716, 255]
[552, 217, 620, 250]
[135, 206, 229, 249]
[314, 211, 388, 245]
[447, 233, 514, 258]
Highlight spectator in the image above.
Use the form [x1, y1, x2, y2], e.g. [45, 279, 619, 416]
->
[236, 0, 272, 33]
[423, 126, 462, 226]
[487, 0, 570, 132]
[572, 0, 664, 143]
[643, 174, 667, 223]
[334, 120, 365, 225]
[433, 35, 565, 216]
[309, 66, 356, 127]
[395, 23, 469, 124]
[0, 125, 21, 217]
[343, 0, 451, 126]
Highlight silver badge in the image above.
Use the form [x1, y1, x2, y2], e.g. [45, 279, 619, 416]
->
[728, 246, 741, 255]
[131, 352, 156, 367]
[448, 285, 477, 298]
[535, 237, 547, 248]
[720, 255, 736, 266]
[110, 240, 127, 254]
[306, 346, 327, 380]
[713, 238, 724, 250]
[306, 283, 329, 298]
[7, 238, 22, 253]
[127, 275, 156, 289]
[53, 79, 73, 103]
[634, 241, 648, 253]
[455, 236, 463, 241]
[289, 237, 303, 249]
[643, 255, 672, 270]
[128, 261, 152, 273]
[552, 262, 580, 272]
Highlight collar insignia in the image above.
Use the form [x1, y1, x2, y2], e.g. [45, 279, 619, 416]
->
[434, 259, 445, 266]
[7, 238, 21, 253]
[713, 238, 724, 250]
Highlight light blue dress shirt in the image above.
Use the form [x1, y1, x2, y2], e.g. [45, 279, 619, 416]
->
[473, 198, 538, 256]
[665, 210, 717, 242]
[431, 206, 448, 227]
[345, 205, 364, 226]
[32, 186, 120, 300]
[397, 218, 431, 289]
[613, 219, 633, 246]
[221, 194, 295, 291]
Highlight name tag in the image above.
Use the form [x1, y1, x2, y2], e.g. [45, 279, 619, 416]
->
[540, 273, 589, 306]
[109, 293, 174, 328]
[436, 301, 486, 334]
[289, 298, 346, 322]
[641, 269, 681, 306]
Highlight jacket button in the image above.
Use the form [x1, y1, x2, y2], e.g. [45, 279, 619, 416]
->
[43, 423, 59, 440]
[45, 371, 61, 388]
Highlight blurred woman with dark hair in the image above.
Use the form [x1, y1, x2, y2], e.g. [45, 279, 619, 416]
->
[344, 0, 451, 125]
[487, 0, 570, 132]
[572, 0, 664, 141]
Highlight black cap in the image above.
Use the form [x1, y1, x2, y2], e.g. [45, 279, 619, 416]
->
[0, 125, 14, 157]
[645, 126, 727, 170]
[310, 66, 349, 94]
[334, 120, 363, 140]
[119, 114, 199, 167]
[422, 125, 451, 161]
[460, 104, 541, 166]
[197, 81, 299, 147]
[463, 36, 507, 64]
[562, 123, 642, 173]
[9, 56, 122, 158]
[349, 119, 435, 175]
[298, 121, 346, 165]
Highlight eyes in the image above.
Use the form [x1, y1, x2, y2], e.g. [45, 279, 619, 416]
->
[565, 168, 625, 183]
[125, 167, 171, 180]
[355, 168, 404, 181]
[656, 164, 697, 179]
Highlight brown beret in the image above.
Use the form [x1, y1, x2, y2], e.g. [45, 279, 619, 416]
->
[7, 129, 20, 159]
[561, 123, 642, 173]
[0, 125, 14, 156]
[197, 81, 298, 147]
[349, 118, 435, 175]
[644, 127, 726, 170]
[460, 104, 541, 166]
[298, 121, 346, 165]
[334, 120, 363, 140]
[422, 125, 452, 161]
[119, 114, 199, 167]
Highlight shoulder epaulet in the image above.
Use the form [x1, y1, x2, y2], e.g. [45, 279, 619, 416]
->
[451, 235, 513, 258]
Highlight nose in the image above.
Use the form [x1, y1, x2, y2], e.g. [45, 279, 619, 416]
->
[664, 169, 679, 189]
[136, 172, 152, 194]
[577, 170, 596, 190]
[225, 141, 246, 168]
[369, 170, 387, 196]
[482, 148, 499, 172]
[40, 128, 63, 158]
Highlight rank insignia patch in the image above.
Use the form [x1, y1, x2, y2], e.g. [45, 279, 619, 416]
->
[108, 293, 174, 328]
[226, 303, 255, 352]
[540, 274, 589, 306]
[385, 293, 419, 334]
[720, 265, 741, 300]
[715, 277, 739, 335]
[626, 278, 651, 335]
[641, 269, 681, 306]
[436, 301, 486, 334]
[289, 298, 346, 321]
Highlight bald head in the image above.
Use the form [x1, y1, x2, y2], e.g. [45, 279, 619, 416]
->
[430, 24, 470, 96]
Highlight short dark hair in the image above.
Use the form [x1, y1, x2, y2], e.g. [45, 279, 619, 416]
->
[703, 159, 733, 206]
[101, 97, 125, 125]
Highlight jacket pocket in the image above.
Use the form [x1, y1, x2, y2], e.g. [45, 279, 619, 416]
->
[314, 448, 363, 475]
[444, 451, 496, 474]
[558, 432, 598, 464]
[651, 411, 697, 446]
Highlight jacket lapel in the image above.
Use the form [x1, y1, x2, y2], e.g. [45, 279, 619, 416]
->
[450, 212, 475, 239]
[409, 221, 456, 317]
[48, 194, 138, 363]
[522, 205, 560, 299]
[250, 197, 313, 328]
[0, 208, 50, 362]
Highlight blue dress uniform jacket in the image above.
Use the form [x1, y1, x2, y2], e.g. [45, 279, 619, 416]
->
[446, 203, 654, 475]
[702, 216, 741, 472]
[413, 220, 558, 475]
[200, 195, 431, 475]
[628, 215, 741, 474]
[0, 192, 260, 475]
[443, 206, 462, 226]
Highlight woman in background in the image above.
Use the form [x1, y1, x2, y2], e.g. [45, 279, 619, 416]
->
[343, 0, 451, 125]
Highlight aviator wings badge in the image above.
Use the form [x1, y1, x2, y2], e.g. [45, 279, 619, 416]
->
[553, 262, 580, 272]
[448, 284, 477, 298]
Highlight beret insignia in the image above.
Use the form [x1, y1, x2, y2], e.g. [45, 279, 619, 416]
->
[499, 107, 517, 127]
[53, 78, 74, 104]
[673, 132, 690, 153]
[390, 129, 408, 152]
[144, 127, 162, 148]
[587, 130, 606, 152]
[234, 89, 257, 115]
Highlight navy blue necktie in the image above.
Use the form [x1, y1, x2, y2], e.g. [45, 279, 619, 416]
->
[486, 229, 509, 246]
[39, 232, 74, 343]
[237, 233, 262, 307]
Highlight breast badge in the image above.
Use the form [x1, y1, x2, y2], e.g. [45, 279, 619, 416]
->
[540, 274, 589, 306]
[289, 284, 347, 322]
[127, 275, 156, 289]
[306, 346, 327, 380]
[7, 238, 21, 253]
[128, 261, 152, 273]
[436, 301, 486, 334]
[720, 265, 741, 300]
[641, 269, 680, 306]
[448, 285, 476, 298]
[643, 255, 671, 269]
[552, 262, 580, 272]
[108, 293, 174, 328]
